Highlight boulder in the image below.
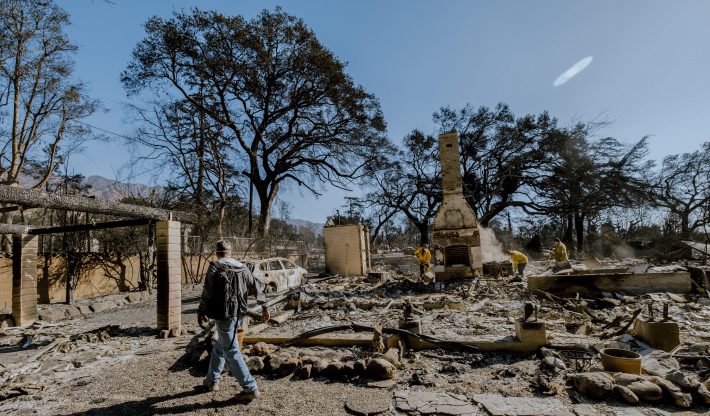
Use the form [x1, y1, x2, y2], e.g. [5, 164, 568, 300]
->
[38, 308, 68, 322]
[354, 360, 367, 376]
[89, 301, 110, 314]
[311, 359, 328, 377]
[300, 355, 318, 366]
[697, 382, 710, 405]
[572, 372, 614, 400]
[246, 356, 264, 374]
[342, 361, 357, 379]
[666, 370, 700, 391]
[325, 361, 345, 379]
[613, 385, 639, 405]
[251, 342, 271, 356]
[366, 358, 396, 380]
[277, 357, 300, 378]
[612, 373, 644, 386]
[626, 380, 663, 401]
[78, 305, 92, 315]
[649, 376, 693, 408]
[264, 355, 285, 373]
[125, 292, 142, 303]
[295, 363, 312, 379]
[381, 348, 401, 368]
[66, 306, 81, 318]
[543, 356, 566, 371]
[613, 372, 663, 401]
[0, 315, 15, 329]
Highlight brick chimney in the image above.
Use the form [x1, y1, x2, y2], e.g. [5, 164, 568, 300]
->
[432, 131, 483, 278]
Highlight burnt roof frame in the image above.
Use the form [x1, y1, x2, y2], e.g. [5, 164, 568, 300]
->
[0, 185, 196, 230]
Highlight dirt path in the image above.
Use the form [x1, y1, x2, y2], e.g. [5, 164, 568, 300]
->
[0, 294, 392, 416]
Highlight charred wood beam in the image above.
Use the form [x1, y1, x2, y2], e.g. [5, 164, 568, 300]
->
[0, 205, 21, 213]
[0, 224, 30, 235]
[0, 219, 154, 236]
[0, 185, 195, 223]
[28, 218, 153, 235]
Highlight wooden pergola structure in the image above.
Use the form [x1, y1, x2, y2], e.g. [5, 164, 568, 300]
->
[0, 185, 196, 331]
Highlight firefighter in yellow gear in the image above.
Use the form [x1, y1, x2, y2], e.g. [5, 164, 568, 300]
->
[548, 238, 570, 271]
[413, 244, 431, 276]
[549, 238, 568, 262]
[507, 249, 528, 278]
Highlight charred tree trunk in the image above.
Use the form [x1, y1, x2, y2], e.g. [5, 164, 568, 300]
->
[574, 212, 585, 253]
[415, 221, 430, 245]
[256, 182, 278, 237]
[564, 214, 574, 245]
[680, 211, 691, 239]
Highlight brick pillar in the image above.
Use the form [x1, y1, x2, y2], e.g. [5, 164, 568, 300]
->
[12, 234, 38, 327]
[156, 220, 181, 331]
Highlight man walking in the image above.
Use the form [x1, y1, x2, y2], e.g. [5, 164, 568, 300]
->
[198, 240, 270, 401]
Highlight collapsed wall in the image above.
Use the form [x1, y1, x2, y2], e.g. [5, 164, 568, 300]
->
[323, 223, 371, 276]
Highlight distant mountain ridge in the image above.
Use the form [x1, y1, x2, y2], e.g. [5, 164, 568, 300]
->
[18, 173, 155, 202]
[82, 175, 156, 201]
[285, 218, 324, 235]
[68, 174, 325, 233]
[18, 173, 325, 232]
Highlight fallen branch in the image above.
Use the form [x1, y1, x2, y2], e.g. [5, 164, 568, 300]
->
[599, 308, 642, 339]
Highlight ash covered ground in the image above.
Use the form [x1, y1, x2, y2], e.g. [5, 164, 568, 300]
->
[2, 259, 710, 416]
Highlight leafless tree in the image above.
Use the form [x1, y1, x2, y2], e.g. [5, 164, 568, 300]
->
[364, 130, 440, 245]
[122, 8, 386, 236]
[130, 98, 241, 238]
[649, 142, 710, 239]
[529, 122, 651, 251]
[0, 0, 99, 189]
[434, 103, 559, 226]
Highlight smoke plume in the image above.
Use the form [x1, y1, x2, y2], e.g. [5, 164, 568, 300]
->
[480, 227, 507, 262]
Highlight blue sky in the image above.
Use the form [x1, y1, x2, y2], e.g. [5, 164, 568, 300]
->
[59, 0, 710, 222]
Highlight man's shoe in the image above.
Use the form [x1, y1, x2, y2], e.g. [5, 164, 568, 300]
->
[202, 379, 219, 392]
[235, 388, 261, 401]
[510, 275, 523, 283]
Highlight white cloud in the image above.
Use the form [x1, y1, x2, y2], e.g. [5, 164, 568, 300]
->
[553, 56, 593, 87]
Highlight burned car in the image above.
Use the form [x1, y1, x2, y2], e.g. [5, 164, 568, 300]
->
[240, 257, 307, 293]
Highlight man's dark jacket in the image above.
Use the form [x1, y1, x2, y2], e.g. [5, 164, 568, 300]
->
[198, 257, 266, 318]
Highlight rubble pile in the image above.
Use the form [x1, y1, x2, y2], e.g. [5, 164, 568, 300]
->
[1, 256, 710, 415]
[225, 261, 710, 413]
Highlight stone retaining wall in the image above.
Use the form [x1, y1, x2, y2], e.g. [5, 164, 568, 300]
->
[0, 255, 211, 309]
[33, 283, 203, 323]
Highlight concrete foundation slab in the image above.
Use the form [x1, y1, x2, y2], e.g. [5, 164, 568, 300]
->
[244, 320, 548, 353]
[527, 272, 693, 297]
[473, 393, 573, 416]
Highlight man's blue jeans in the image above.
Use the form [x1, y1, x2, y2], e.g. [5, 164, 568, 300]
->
[206, 317, 257, 392]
